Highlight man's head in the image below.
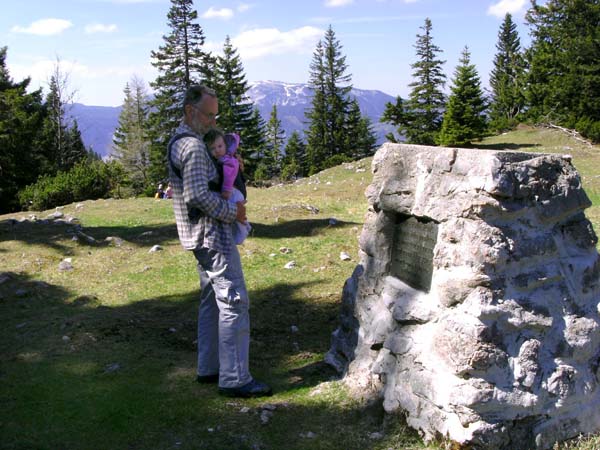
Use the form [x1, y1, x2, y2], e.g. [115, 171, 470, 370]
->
[183, 85, 218, 136]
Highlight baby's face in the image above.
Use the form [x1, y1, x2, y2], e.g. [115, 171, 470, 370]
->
[209, 136, 226, 158]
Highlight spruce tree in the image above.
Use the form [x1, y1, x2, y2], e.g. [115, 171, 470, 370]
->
[241, 107, 266, 179]
[403, 18, 446, 145]
[113, 76, 151, 193]
[305, 26, 353, 172]
[281, 131, 307, 180]
[381, 96, 409, 142]
[344, 98, 377, 158]
[148, 0, 208, 183]
[263, 104, 285, 178]
[41, 62, 87, 173]
[437, 47, 487, 147]
[64, 119, 88, 168]
[0, 47, 47, 212]
[525, 0, 600, 141]
[489, 13, 525, 131]
[213, 36, 254, 134]
[211, 36, 265, 181]
[305, 39, 327, 174]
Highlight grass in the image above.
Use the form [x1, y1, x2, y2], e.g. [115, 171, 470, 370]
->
[1, 126, 600, 449]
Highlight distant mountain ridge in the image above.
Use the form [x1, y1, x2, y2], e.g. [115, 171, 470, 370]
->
[70, 80, 397, 159]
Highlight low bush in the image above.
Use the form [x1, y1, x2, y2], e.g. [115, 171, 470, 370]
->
[18, 161, 113, 210]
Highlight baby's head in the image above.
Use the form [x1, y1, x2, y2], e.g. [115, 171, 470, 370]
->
[204, 128, 226, 159]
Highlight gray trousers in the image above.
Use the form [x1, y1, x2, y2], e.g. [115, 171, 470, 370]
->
[193, 246, 252, 388]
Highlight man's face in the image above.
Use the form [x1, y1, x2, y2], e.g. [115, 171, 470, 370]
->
[186, 95, 218, 135]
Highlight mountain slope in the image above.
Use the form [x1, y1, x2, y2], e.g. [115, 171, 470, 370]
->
[247, 80, 396, 145]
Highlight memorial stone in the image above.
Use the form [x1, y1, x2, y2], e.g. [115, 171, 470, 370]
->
[326, 143, 600, 449]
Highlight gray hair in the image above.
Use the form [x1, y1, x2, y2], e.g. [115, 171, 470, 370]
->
[182, 85, 217, 114]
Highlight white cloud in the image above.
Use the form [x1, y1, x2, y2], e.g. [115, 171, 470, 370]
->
[8, 57, 157, 105]
[324, 0, 353, 6]
[202, 7, 234, 19]
[231, 26, 324, 60]
[237, 3, 252, 12]
[98, 0, 162, 3]
[85, 23, 118, 34]
[487, 0, 527, 18]
[11, 18, 73, 36]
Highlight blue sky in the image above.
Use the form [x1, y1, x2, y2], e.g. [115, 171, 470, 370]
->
[1, 0, 534, 106]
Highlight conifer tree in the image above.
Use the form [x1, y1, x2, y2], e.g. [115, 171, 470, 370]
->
[525, 0, 600, 141]
[240, 107, 266, 179]
[148, 0, 208, 183]
[305, 40, 327, 174]
[437, 47, 487, 147]
[263, 104, 285, 177]
[213, 37, 254, 133]
[305, 26, 353, 172]
[0, 47, 47, 212]
[211, 36, 265, 181]
[391, 18, 446, 145]
[113, 76, 151, 193]
[64, 119, 88, 167]
[381, 96, 409, 142]
[489, 13, 525, 131]
[344, 98, 377, 158]
[281, 131, 307, 180]
[41, 61, 87, 172]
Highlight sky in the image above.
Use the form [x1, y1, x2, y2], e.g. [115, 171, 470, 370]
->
[1, 0, 536, 107]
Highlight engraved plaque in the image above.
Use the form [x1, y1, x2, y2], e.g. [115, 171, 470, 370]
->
[391, 215, 438, 292]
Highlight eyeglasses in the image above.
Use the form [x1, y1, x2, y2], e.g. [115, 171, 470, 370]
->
[191, 104, 219, 121]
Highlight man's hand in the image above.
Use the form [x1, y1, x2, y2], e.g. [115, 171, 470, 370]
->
[236, 200, 247, 223]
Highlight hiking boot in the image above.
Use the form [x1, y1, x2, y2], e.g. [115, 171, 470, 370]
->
[218, 379, 273, 398]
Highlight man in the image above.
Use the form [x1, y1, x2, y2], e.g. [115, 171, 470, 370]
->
[167, 85, 271, 398]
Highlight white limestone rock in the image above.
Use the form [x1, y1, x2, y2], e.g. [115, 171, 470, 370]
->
[327, 143, 600, 449]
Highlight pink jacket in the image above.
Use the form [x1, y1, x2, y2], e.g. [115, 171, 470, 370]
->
[220, 133, 241, 193]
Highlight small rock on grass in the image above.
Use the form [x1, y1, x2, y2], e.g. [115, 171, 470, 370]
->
[260, 410, 273, 425]
[284, 261, 296, 269]
[340, 252, 351, 261]
[149, 245, 163, 253]
[104, 363, 121, 373]
[59, 259, 74, 271]
[300, 431, 316, 439]
[369, 431, 384, 440]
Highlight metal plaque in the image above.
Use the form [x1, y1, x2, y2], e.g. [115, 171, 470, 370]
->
[390, 215, 438, 292]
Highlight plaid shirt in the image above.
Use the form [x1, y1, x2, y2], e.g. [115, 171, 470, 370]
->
[168, 122, 237, 256]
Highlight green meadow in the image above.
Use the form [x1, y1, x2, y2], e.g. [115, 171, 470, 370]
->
[1, 126, 599, 450]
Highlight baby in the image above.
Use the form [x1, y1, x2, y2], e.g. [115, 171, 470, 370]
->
[205, 129, 251, 245]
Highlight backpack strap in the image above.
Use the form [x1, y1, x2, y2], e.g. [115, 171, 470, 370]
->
[167, 132, 198, 180]
[167, 132, 222, 192]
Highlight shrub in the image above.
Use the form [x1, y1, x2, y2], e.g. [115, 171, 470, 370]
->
[321, 154, 350, 170]
[576, 117, 600, 144]
[18, 161, 113, 211]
